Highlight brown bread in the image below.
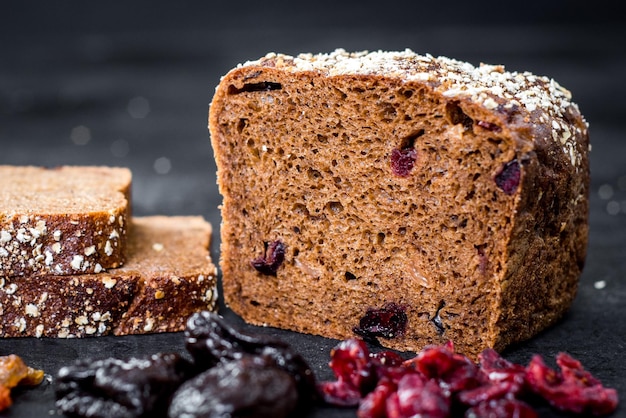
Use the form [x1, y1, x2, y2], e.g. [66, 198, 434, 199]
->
[0, 216, 218, 337]
[0, 166, 131, 276]
[209, 49, 590, 358]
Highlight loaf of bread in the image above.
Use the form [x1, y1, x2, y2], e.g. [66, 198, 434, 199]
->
[0, 166, 131, 277]
[209, 49, 589, 358]
[0, 216, 218, 338]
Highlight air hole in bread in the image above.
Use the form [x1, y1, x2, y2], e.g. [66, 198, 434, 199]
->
[445, 101, 474, 132]
[431, 301, 446, 335]
[227, 81, 282, 94]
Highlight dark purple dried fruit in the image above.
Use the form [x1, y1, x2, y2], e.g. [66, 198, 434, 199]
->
[251, 240, 285, 276]
[168, 357, 297, 418]
[55, 353, 191, 418]
[390, 148, 417, 177]
[495, 159, 521, 195]
[184, 311, 316, 408]
[354, 302, 408, 342]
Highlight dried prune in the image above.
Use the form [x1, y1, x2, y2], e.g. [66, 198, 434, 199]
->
[353, 302, 408, 343]
[55, 353, 191, 418]
[251, 240, 285, 275]
[495, 159, 520, 195]
[184, 311, 316, 408]
[168, 357, 297, 418]
[526, 352, 619, 416]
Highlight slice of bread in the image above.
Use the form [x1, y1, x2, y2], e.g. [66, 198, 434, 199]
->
[209, 49, 590, 358]
[0, 166, 132, 277]
[0, 216, 218, 338]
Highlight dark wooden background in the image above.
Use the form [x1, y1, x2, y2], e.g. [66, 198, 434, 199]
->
[1, 1, 625, 416]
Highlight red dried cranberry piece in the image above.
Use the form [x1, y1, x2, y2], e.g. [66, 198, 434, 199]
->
[458, 348, 527, 405]
[465, 398, 538, 418]
[526, 352, 618, 416]
[390, 148, 417, 177]
[251, 240, 285, 276]
[407, 341, 480, 395]
[386, 373, 450, 418]
[477, 120, 502, 132]
[317, 380, 363, 407]
[357, 378, 396, 418]
[317, 338, 376, 406]
[353, 303, 408, 342]
[495, 159, 520, 195]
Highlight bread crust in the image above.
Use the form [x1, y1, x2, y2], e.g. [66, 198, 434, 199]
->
[0, 216, 218, 338]
[0, 166, 132, 276]
[209, 50, 589, 358]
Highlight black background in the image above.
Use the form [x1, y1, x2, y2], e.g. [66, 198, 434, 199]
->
[1, 1, 625, 417]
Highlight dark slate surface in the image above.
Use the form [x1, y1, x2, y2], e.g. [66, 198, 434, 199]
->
[1, 1, 625, 416]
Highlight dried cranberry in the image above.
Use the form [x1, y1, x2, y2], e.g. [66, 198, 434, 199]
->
[353, 303, 408, 342]
[357, 378, 396, 418]
[386, 374, 450, 418]
[465, 398, 538, 418]
[319, 338, 376, 405]
[495, 159, 520, 195]
[526, 352, 618, 416]
[458, 349, 527, 406]
[477, 120, 502, 132]
[251, 240, 285, 276]
[390, 148, 417, 177]
[408, 341, 480, 394]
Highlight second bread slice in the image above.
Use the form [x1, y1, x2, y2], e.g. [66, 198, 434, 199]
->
[0, 166, 132, 277]
[0, 216, 218, 338]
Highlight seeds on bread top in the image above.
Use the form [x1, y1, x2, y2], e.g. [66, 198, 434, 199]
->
[236, 48, 586, 168]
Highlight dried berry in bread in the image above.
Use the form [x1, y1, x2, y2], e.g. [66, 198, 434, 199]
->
[209, 49, 589, 358]
[0, 216, 218, 337]
[0, 166, 131, 276]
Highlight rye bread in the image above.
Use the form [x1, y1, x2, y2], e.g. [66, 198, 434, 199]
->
[209, 49, 590, 358]
[0, 216, 218, 338]
[0, 166, 131, 277]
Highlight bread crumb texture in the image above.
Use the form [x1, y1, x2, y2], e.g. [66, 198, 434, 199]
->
[210, 49, 590, 358]
[0, 166, 132, 276]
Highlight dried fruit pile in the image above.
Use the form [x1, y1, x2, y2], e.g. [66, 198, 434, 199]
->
[318, 339, 619, 418]
[53, 313, 619, 418]
[54, 311, 317, 418]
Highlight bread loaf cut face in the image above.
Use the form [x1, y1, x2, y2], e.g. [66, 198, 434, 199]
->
[209, 49, 589, 358]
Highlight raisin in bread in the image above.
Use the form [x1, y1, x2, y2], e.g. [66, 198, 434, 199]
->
[0, 216, 218, 337]
[0, 166, 131, 276]
[209, 49, 589, 358]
